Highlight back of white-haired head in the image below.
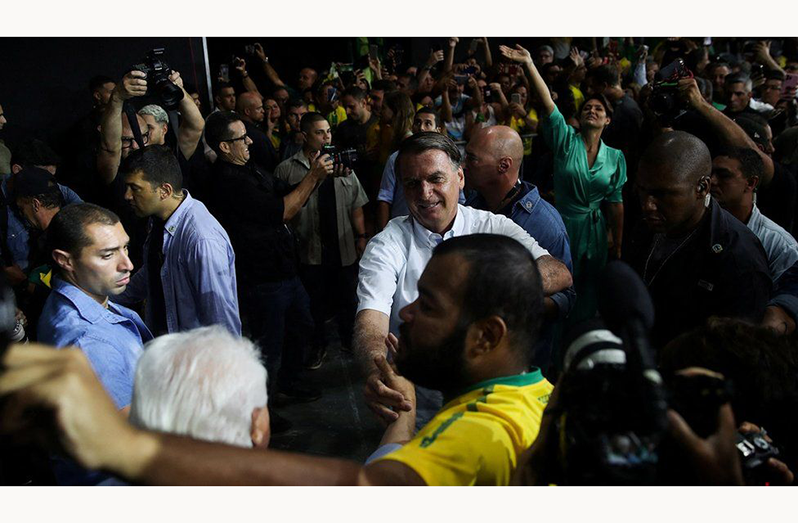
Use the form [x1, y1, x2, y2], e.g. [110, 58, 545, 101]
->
[130, 326, 268, 448]
[138, 104, 169, 125]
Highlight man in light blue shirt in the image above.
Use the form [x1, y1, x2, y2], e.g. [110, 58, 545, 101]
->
[114, 145, 240, 335]
[39, 203, 151, 411]
[38, 203, 151, 484]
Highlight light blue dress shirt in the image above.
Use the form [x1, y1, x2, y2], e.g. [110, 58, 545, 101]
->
[115, 191, 241, 335]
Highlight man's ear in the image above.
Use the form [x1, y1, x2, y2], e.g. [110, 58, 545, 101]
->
[11, 164, 21, 175]
[250, 406, 271, 449]
[52, 249, 74, 273]
[219, 141, 233, 155]
[92, 91, 102, 105]
[498, 157, 513, 174]
[159, 183, 174, 199]
[747, 175, 760, 193]
[457, 166, 465, 189]
[465, 316, 508, 360]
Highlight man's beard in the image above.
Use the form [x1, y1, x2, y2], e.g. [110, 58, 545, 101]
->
[395, 321, 469, 394]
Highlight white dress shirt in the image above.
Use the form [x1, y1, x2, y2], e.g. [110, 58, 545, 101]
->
[357, 204, 550, 335]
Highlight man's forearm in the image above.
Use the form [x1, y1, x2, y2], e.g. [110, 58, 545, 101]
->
[536, 255, 573, 295]
[353, 309, 390, 376]
[694, 100, 774, 183]
[283, 172, 321, 222]
[177, 88, 205, 159]
[111, 428, 363, 486]
[97, 95, 124, 184]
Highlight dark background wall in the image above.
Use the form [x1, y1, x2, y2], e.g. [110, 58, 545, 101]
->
[0, 36, 565, 159]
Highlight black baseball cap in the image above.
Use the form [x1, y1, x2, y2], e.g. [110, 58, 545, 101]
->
[13, 167, 60, 199]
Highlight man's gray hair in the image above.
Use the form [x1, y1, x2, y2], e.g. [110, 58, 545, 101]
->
[130, 326, 268, 448]
[725, 72, 753, 93]
[138, 104, 169, 125]
[395, 131, 461, 178]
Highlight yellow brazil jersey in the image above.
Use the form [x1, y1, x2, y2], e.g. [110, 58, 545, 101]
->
[510, 108, 539, 156]
[570, 85, 585, 114]
[377, 370, 553, 486]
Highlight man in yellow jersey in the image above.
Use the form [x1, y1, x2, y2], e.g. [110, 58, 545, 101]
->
[0, 234, 552, 486]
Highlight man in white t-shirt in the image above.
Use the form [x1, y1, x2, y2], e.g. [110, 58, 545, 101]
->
[354, 132, 572, 426]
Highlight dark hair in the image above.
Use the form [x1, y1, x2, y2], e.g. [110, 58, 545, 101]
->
[300, 112, 327, 134]
[10, 139, 61, 169]
[396, 131, 461, 174]
[215, 81, 234, 93]
[47, 203, 121, 272]
[415, 107, 441, 129]
[205, 111, 241, 154]
[286, 99, 308, 112]
[715, 146, 765, 182]
[765, 70, 786, 82]
[342, 86, 367, 102]
[398, 74, 419, 92]
[695, 77, 713, 101]
[119, 144, 183, 192]
[371, 79, 397, 93]
[581, 93, 614, 119]
[590, 64, 621, 88]
[433, 234, 544, 364]
[384, 91, 415, 152]
[89, 75, 114, 93]
[660, 317, 798, 469]
[734, 115, 770, 150]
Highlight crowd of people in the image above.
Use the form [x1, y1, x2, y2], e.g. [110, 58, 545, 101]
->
[1, 36, 798, 486]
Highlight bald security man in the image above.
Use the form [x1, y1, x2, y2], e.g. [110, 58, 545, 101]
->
[464, 126, 575, 373]
[237, 92, 279, 172]
[625, 131, 771, 350]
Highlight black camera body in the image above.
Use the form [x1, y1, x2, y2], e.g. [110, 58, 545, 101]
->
[737, 430, 781, 484]
[130, 48, 184, 110]
[649, 58, 693, 125]
[321, 145, 358, 170]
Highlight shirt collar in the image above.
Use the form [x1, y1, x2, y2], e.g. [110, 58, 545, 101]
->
[51, 277, 131, 326]
[411, 204, 465, 248]
[747, 203, 762, 228]
[291, 149, 312, 169]
[163, 190, 194, 237]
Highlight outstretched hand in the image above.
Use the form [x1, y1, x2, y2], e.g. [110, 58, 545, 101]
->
[499, 44, 532, 65]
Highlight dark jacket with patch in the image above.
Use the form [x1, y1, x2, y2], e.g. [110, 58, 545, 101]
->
[626, 199, 772, 350]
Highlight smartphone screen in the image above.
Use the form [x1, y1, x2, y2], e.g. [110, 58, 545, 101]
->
[511, 93, 522, 105]
[369, 44, 378, 61]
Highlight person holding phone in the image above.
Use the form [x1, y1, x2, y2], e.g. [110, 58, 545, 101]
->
[501, 43, 627, 324]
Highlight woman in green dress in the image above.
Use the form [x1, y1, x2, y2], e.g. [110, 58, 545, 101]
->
[501, 44, 627, 323]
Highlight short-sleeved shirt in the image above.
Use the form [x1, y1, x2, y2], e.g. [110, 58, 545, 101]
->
[38, 278, 152, 409]
[274, 150, 369, 267]
[376, 371, 553, 486]
[357, 204, 550, 336]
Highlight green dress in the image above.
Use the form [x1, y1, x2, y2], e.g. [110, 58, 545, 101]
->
[540, 106, 627, 323]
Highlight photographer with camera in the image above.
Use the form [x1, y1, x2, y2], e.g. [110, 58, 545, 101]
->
[97, 55, 204, 188]
[274, 112, 367, 369]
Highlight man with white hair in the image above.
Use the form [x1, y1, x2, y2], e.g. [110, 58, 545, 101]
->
[130, 326, 270, 448]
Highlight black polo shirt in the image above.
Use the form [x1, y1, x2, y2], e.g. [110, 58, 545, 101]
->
[626, 199, 772, 350]
[208, 160, 298, 285]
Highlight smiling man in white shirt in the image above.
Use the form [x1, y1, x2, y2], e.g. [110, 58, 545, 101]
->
[354, 131, 572, 427]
